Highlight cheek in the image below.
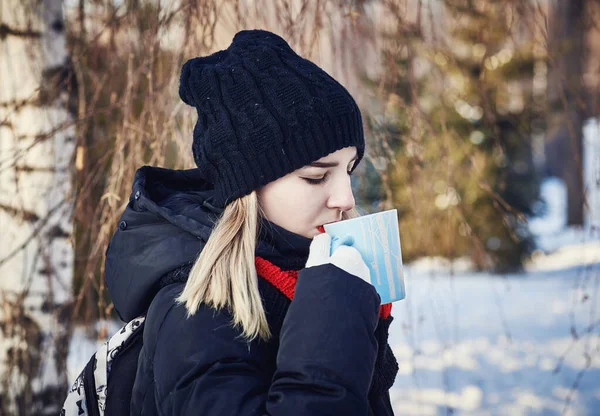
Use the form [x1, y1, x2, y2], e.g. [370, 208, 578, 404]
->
[279, 188, 316, 219]
[289, 188, 328, 226]
[260, 182, 326, 232]
[274, 184, 306, 208]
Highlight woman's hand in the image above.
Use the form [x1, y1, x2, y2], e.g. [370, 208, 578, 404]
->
[305, 233, 371, 284]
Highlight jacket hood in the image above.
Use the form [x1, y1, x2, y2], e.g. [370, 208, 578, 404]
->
[105, 166, 311, 322]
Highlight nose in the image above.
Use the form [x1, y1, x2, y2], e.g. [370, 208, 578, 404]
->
[327, 175, 355, 212]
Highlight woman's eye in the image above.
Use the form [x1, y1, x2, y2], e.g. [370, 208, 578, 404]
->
[302, 175, 328, 185]
[302, 170, 353, 185]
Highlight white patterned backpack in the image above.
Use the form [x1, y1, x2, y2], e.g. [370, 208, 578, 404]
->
[61, 316, 145, 416]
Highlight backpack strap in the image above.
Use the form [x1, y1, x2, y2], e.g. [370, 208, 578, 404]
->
[83, 355, 101, 416]
[94, 316, 146, 415]
[94, 336, 109, 415]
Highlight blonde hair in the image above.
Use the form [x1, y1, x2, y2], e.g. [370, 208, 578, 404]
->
[177, 190, 360, 341]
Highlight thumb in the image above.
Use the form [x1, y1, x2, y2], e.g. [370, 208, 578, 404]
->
[305, 233, 331, 268]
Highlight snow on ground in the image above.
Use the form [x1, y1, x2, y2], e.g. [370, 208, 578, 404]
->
[388, 250, 600, 415]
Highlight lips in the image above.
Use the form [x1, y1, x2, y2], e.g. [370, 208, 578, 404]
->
[316, 220, 340, 234]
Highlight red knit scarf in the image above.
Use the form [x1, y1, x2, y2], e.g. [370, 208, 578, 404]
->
[255, 256, 392, 319]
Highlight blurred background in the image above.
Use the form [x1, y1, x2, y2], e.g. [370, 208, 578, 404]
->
[1, 0, 599, 414]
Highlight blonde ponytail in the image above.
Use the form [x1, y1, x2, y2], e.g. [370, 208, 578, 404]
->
[177, 191, 270, 341]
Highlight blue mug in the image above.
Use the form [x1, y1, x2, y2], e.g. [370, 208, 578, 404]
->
[325, 209, 406, 303]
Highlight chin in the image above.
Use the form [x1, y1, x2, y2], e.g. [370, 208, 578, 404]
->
[285, 227, 312, 239]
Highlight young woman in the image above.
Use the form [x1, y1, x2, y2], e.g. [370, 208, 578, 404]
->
[105, 29, 398, 415]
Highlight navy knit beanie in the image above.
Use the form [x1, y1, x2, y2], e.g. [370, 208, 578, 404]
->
[179, 29, 365, 207]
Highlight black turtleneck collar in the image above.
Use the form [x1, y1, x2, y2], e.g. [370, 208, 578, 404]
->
[256, 218, 311, 271]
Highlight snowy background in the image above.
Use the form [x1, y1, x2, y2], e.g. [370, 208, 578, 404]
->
[386, 175, 600, 415]
[68, 177, 600, 415]
[388, 236, 600, 415]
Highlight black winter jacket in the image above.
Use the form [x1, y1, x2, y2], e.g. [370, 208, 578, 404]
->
[105, 166, 397, 415]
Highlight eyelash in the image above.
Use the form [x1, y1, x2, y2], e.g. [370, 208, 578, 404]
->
[302, 170, 353, 185]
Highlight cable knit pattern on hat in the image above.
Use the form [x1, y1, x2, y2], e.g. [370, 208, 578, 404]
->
[179, 30, 365, 207]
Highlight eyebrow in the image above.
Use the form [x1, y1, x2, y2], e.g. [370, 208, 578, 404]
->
[308, 155, 358, 168]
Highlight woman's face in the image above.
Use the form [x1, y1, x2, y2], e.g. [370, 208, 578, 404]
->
[257, 146, 358, 239]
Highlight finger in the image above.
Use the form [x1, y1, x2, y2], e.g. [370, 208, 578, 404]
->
[331, 234, 355, 253]
[306, 233, 331, 267]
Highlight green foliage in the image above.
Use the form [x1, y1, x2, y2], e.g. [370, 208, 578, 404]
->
[358, 0, 541, 271]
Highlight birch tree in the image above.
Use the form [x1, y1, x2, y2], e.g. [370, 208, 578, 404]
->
[0, 0, 75, 414]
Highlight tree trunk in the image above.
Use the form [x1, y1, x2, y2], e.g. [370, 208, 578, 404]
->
[546, 0, 586, 225]
[0, 0, 75, 414]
